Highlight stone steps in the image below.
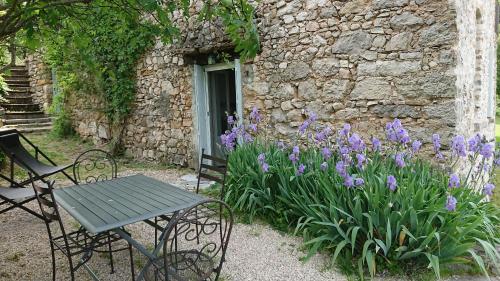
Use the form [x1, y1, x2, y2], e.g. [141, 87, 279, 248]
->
[1, 65, 52, 132]
[3, 96, 32, 103]
[4, 80, 30, 87]
[3, 111, 47, 119]
[3, 117, 52, 125]
[0, 103, 40, 111]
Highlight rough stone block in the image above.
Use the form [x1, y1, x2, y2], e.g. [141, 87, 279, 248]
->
[332, 30, 373, 55]
[389, 12, 424, 29]
[373, 0, 409, 9]
[351, 77, 392, 100]
[358, 60, 421, 77]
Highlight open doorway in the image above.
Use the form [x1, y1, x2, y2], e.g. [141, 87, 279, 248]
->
[207, 68, 237, 157]
[194, 60, 242, 159]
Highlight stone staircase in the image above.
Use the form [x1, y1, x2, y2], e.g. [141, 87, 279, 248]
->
[1, 65, 52, 133]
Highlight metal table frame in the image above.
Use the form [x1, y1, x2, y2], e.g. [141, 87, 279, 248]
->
[53, 174, 207, 281]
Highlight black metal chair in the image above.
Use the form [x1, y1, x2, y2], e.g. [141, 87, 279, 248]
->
[0, 129, 77, 186]
[142, 199, 233, 281]
[73, 149, 117, 184]
[153, 149, 228, 246]
[30, 176, 135, 281]
[0, 172, 44, 219]
[72, 149, 132, 275]
[196, 149, 228, 197]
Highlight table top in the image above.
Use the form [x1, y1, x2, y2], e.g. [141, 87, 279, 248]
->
[53, 174, 207, 234]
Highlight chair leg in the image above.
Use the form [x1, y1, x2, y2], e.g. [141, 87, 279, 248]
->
[68, 255, 75, 281]
[107, 234, 115, 274]
[154, 217, 158, 248]
[49, 242, 57, 281]
[128, 243, 135, 281]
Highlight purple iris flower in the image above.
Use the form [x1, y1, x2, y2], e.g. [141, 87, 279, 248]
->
[400, 132, 410, 145]
[386, 119, 409, 144]
[445, 195, 457, 211]
[277, 141, 286, 150]
[320, 162, 328, 171]
[356, 153, 366, 169]
[494, 157, 500, 166]
[336, 161, 347, 177]
[321, 147, 332, 160]
[468, 134, 481, 153]
[308, 111, 317, 122]
[480, 143, 494, 159]
[298, 120, 310, 135]
[448, 173, 460, 188]
[315, 131, 326, 142]
[340, 124, 351, 137]
[220, 131, 237, 151]
[227, 115, 235, 125]
[432, 134, 441, 151]
[412, 140, 422, 154]
[451, 135, 467, 158]
[344, 175, 354, 188]
[395, 153, 405, 168]
[387, 175, 397, 192]
[340, 146, 350, 155]
[293, 146, 300, 155]
[315, 127, 331, 143]
[250, 107, 262, 123]
[243, 132, 253, 143]
[483, 183, 495, 196]
[355, 178, 365, 186]
[261, 163, 269, 172]
[348, 133, 365, 152]
[372, 137, 381, 152]
[249, 123, 258, 132]
[296, 164, 306, 176]
[258, 153, 265, 164]
[289, 153, 298, 164]
[257, 153, 269, 172]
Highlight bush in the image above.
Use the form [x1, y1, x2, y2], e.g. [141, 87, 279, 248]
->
[222, 110, 500, 279]
[51, 110, 75, 138]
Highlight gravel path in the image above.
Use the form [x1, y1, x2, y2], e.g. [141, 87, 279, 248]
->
[1, 168, 498, 281]
[0, 168, 345, 281]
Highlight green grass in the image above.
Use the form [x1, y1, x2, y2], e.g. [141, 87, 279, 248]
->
[496, 118, 500, 143]
[493, 114, 500, 207]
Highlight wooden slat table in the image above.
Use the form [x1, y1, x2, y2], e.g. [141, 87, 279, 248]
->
[53, 174, 208, 280]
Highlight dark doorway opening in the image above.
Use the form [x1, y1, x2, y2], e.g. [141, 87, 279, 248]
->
[207, 69, 236, 157]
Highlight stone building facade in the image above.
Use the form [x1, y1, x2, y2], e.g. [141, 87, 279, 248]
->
[30, 0, 498, 167]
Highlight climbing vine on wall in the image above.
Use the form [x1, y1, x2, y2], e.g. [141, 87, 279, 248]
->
[38, 0, 259, 153]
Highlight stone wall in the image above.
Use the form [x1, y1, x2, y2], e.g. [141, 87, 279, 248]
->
[242, 0, 460, 145]
[26, 53, 53, 111]
[65, 0, 497, 167]
[454, 0, 497, 141]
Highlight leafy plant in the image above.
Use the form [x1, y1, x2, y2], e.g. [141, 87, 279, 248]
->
[34, 0, 259, 153]
[223, 109, 500, 279]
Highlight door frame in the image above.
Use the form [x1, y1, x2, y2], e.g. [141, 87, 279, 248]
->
[193, 59, 243, 159]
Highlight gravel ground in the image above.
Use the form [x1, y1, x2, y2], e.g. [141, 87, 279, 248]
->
[0, 168, 346, 281]
[1, 168, 498, 281]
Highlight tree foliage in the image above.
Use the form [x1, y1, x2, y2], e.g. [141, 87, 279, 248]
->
[31, 0, 259, 152]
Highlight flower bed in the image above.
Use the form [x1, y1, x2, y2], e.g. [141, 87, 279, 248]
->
[221, 108, 500, 278]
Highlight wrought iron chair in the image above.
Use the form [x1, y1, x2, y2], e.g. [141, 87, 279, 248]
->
[154, 149, 228, 245]
[0, 172, 44, 219]
[195, 149, 228, 197]
[0, 129, 77, 186]
[73, 149, 117, 184]
[72, 149, 130, 275]
[30, 176, 135, 281]
[142, 199, 233, 281]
